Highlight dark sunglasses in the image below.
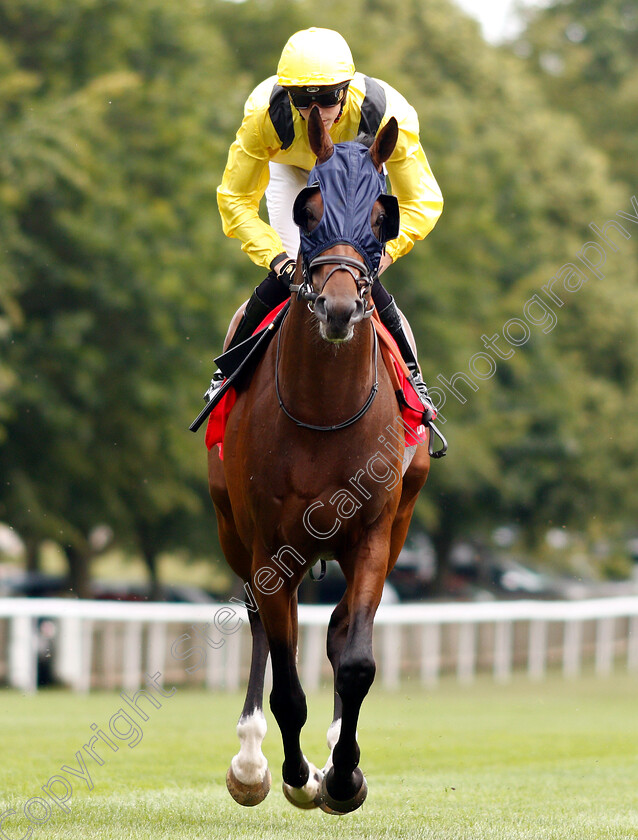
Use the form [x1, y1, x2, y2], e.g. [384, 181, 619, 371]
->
[287, 84, 348, 110]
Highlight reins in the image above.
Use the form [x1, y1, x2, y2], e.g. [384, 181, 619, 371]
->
[274, 296, 380, 433]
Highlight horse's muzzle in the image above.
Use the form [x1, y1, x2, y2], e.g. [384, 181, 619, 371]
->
[314, 294, 366, 342]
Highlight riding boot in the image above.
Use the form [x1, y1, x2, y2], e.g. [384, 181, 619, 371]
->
[203, 282, 278, 402]
[377, 297, 436, 422]
[228, 288, 275, 348]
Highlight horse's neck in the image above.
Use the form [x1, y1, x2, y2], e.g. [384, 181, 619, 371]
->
[277, 297, 375, 417]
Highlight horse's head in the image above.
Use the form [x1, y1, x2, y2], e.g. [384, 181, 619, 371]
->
[292, 108, 400, 343]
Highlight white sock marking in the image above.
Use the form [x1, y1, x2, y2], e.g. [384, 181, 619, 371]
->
[323, 718, 342, 773]
[230, 710, 268, 786]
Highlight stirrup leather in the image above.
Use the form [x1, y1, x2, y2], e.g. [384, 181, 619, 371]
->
[408, 370, 436, 423]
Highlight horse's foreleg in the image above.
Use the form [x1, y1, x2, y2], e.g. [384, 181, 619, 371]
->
[321, 531, 390, 814]
[226, 608, 272, 806]
[257, 584, 323, 810]
[321, 609, 374, 814]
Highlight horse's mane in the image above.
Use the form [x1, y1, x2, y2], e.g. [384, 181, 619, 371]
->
[354, 132, 375, 148]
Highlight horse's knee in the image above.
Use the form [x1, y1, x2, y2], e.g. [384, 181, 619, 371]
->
[336, 651, 376, 701]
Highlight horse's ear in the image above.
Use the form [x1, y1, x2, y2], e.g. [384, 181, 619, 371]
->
[370, 117, 399, 171]
[307, 106, 334, 164]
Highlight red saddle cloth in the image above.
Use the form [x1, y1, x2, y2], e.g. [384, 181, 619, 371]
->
[205, 302, 430, 457]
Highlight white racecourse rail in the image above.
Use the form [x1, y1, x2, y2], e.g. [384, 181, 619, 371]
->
[1, 597, 638, 693]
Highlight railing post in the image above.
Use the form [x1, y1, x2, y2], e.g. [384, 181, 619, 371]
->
[102, 622, 119, 689]
[381, 624, 401, 690]
[457, 622, 477, 684]
[420, 623, 441, 686]
[55, 616, 92, 692]
[528, 619, 548, 681]
[301, 624, 324, 692]
[494, 621, 513, 683]
[595, 617, 615, 676]
[9, 615, 38, 693]
[206, 635, 225, 690]
[147, 623, 167, 684]
[122, 621, 143, 691]
[224, 625, 242, 691]
[628, 615, 638, 672]
[563, 619, 583, 678]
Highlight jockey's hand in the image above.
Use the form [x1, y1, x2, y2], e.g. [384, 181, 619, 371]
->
[378, 253, 393, 276]
[275, 257, 297, 287]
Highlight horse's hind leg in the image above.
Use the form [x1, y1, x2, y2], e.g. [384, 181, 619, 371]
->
[226, 608, 272, 806]
[323, 594, 349, 773]
[209, 456, 272, 808]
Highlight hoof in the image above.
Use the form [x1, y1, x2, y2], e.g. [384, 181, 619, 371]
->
[226, 766, 271, 806]
[319, 767, 368, 815]
[282, 762, 324, 810]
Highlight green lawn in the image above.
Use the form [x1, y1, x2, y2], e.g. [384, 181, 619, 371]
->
[1, 674, 637, 839]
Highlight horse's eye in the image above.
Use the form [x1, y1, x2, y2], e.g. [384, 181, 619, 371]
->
[303, 206, 319, 233]
[372, 213, 387, 241]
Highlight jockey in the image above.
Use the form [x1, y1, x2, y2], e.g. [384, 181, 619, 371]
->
[214, 27, 443, 418]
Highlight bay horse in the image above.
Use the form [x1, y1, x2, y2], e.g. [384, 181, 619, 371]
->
[208, 108, 430, 814]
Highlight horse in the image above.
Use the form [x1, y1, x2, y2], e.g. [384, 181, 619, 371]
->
[208, 107, 430, 815]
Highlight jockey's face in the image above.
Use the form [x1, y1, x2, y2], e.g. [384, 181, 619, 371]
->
[297, 102, 342, 131]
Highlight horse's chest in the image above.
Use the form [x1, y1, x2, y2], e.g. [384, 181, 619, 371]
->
[252, 440, 369, 495]
[248, 438, 396, 533]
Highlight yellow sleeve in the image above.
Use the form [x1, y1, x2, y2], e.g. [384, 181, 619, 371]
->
[216, 79, 286, 270]
[381, 84, 444, 263]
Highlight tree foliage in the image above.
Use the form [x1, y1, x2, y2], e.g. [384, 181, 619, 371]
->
[1, 0, 637, 591]
[512, 0, 638, 187]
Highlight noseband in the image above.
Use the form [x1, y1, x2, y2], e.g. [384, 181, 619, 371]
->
[290, 254, 375, 318]
[278, 253, 379, 432]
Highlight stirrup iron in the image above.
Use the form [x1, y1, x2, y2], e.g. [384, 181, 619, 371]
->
[427, 420, 447, 459]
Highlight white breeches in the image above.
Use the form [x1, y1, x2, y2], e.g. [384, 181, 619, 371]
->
[265, 162, 311, 260]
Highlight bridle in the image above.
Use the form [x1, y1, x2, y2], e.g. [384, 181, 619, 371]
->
[289, 254, 376, 318]
[277, 254, 379, 432]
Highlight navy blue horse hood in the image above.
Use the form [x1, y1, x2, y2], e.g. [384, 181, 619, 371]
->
[293, 142, 400, 275]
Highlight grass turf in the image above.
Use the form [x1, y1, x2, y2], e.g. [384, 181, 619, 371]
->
[1, 673, 637, 839]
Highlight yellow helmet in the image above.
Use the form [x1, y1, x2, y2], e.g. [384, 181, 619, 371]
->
[277, 28, 355, 88]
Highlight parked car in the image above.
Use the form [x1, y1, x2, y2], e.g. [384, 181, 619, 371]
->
[0, 570, 70, 598]
[448, 541, 576, 600]
[387, 534, 436, 601]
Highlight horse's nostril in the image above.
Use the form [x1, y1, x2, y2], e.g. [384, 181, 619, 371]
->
[314, 295, 327, 321]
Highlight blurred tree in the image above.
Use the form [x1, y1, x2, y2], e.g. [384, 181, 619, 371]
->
[1, 0, 637, 597]
[0, 0, 246, 594]
[511, 0, 638, 188]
